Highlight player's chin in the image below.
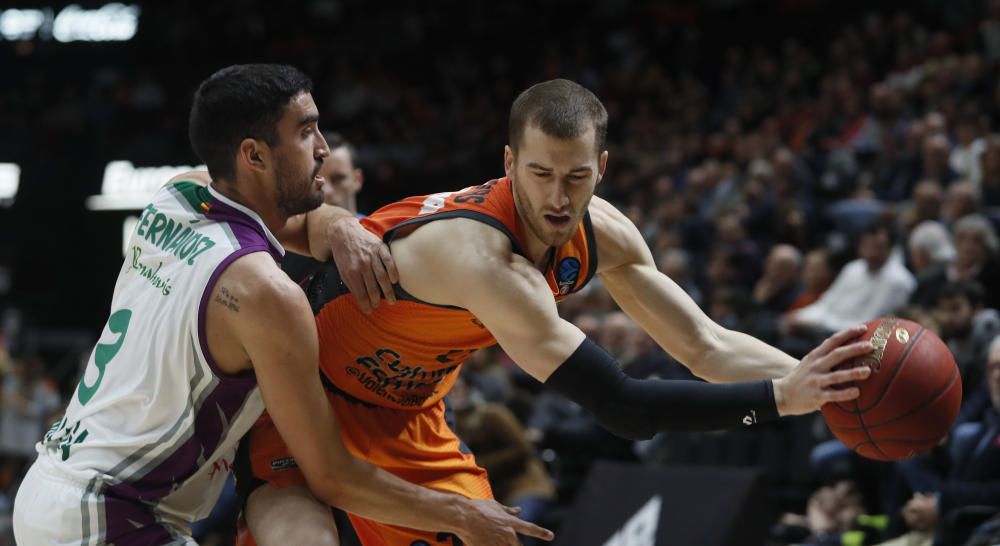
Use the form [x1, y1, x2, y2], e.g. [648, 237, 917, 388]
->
[545, 231, 574, 247]
[281, 191, 325, 216]
[308, 190, 325, 209]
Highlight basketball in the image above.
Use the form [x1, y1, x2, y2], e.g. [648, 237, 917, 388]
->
[821, 317, 963, 462]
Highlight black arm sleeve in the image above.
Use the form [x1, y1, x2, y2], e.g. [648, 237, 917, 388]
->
[543, 337, 780, 440]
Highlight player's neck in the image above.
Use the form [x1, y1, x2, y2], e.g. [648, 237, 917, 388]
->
[211, 179, 290, 235]
[512, 195, 555, 268]
[525, 234, 554, 269]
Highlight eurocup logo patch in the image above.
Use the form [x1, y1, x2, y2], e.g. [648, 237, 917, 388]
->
[557, 257, 581, 295]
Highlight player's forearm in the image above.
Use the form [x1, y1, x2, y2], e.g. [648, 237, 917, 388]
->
[693, 328, 799, 383]
[545, 338, 780, 439]
[605, 264, 796, 382]
[315, 458, 471, 536]
[304, 204, 356, 261]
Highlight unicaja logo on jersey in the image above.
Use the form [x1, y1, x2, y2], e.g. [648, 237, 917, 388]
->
[557, 257, 581, 295]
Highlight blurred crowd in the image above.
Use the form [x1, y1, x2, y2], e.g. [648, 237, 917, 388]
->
[5, 0, 1000, 545]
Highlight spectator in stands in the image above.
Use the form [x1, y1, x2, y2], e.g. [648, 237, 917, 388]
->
[908, 221, 956, 277]
[919, 133, 960, 188]
[950, 116, 985, 185]
[783, 219, 915, 341]
[715, 212, 762, 284]
[942, 182, 981, 226]
[898, 181, 944, 237]
[789, 249, 836, 311]
[708, 286, 752, 331]
[318, 131, 364, 214]
[915, 215, 1000, 310]
[600, 311, 644, 365]
[935, 282, 1000, 395]
[657, 248, 704, 307]
[753, 244, 804, 313]
[977, 135, 1000, 208]
[705, 246, 749, 296]
[775, 480, 868, 546]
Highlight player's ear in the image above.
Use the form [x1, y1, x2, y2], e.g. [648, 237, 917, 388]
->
[504, 145, 514, 178]
[353, 168, 364, 192]
[238, 138, 269, 174]
[596, 150, 609, 184]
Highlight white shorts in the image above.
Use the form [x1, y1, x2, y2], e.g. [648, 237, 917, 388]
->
[14, 456, 197, 546]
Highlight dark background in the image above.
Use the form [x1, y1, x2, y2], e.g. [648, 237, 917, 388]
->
[0, 0, 973, 333]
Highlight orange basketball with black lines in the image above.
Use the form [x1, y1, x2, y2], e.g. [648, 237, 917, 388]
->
[821, 317, 962, 461]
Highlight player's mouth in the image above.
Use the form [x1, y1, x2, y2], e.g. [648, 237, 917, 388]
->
[544, 213, 571, 228]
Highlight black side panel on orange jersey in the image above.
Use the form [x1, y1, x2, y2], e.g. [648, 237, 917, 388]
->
[581, 211, 599, 288]
[300, 263, 350, 316]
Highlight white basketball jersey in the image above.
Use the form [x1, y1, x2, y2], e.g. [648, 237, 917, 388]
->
[38, 181, 282, 529]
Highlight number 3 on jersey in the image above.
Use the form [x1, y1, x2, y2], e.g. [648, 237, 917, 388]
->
[78, 309, 132, 405]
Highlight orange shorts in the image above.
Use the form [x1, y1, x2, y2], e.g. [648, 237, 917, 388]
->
[236, 389, 493, 546]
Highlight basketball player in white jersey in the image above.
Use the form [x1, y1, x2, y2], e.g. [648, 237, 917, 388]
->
[13, 64, 551, 546]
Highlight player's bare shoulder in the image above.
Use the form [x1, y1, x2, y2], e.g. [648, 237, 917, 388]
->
[214, 252, 301, 306]
[389, 217, 518, 308]
[588, 196, 653, 273]
[205, 251, 308, 374]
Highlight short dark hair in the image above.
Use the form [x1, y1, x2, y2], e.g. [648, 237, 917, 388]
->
[860, 217, 898, 247]
[937, 281, 985, 307]
[509, 79, 608, 153]
[323, 131, 359, 169]
[189, 64, 313, 180]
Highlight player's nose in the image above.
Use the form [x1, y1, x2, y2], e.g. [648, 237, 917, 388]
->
[315, 134, 330, 159]
[549, 183, 570, 208]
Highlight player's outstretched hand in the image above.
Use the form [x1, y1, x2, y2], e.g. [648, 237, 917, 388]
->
[456, 499, 554, 545]
[327, 217, 399, 313]
[772, 324, 874, 416]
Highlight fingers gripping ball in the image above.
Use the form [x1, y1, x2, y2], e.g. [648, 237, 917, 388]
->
[821, 318, 962, 461]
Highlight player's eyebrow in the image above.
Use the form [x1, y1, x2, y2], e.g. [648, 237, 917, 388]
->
[297, 113, 320, 128]
[526, 162, 552, 171]
[569, 166, 593, 173]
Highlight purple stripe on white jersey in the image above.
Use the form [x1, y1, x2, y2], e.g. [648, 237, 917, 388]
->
[206, 197, 283, 262]
[103, 493, 179, 544]
[197, 247, 265, 378]
[105, 370, 256, 502]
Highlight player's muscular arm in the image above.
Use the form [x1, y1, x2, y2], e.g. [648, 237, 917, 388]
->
[209, 254, 549, 544]
[390, 218, 583, 381]
[271, 204, 356, 258]
[392, 219, 873, 437]
[590, 196, 799, 383]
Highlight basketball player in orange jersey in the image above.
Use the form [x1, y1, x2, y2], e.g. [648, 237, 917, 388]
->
[146, 65, 551, 546]
[237, 79, 876, 546]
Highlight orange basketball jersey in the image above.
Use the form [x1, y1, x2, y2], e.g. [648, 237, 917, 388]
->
[306, 177, 597, 410]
